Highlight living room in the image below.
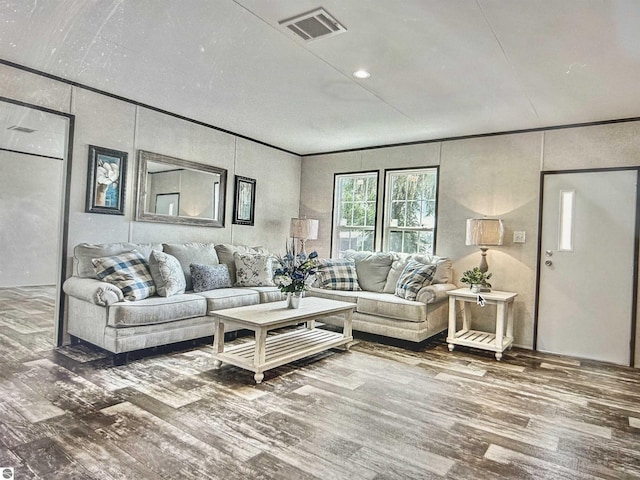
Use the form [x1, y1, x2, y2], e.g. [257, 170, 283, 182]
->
[1, 1, 639, 479]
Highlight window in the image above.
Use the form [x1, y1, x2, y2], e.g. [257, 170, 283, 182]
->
[384, 168, 438, 254]
[333, 172, 378, 255]
[332, 167, 438, 256]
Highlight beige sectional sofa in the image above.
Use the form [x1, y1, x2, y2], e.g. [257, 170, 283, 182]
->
[63, 242, 283, 364]
[306, 251, 456, 342]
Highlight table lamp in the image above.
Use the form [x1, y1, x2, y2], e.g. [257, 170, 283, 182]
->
[465, 218, 504, 273]
[290, 218, 319, 254]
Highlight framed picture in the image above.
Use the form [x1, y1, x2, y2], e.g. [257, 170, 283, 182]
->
[86, 145, 127, 215]
[232, 175, 256, 226]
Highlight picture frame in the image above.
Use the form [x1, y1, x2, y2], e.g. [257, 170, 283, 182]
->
[86, 145, 128, 215]
[232, 175, 256, 226]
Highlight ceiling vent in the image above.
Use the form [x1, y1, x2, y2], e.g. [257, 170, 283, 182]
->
[7, 125, 36, 133]
[279, 8, 346, 41]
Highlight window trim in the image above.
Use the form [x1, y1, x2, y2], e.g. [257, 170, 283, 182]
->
[381, 165, 440, 254]
[331, 170, 380, 257]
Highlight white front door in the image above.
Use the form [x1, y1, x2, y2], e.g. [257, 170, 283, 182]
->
[536, 169, 637, 365]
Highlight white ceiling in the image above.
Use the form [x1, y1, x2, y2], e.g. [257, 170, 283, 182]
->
[2, 0, 640, 155]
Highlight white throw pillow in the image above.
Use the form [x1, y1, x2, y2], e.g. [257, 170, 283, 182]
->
[234, 253, 276, 287]
[148, 250, 186, 297]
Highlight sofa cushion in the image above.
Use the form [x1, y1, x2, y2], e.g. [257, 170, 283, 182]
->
[247, 286, 285, 303]
[357, 295, 427, 323]
[315, 259, 361, 291]
[307, 286, 359, 303]
[307, 287, 427, 323]
[214, 244, 268, 283]
[234, 253, 276, 287]
[353, 252, 394, 292]
[74, 242, 162, 278]
[162, 243, 219, 291]
[190, 263, 232, 292]
[195, 288, 261, 312]
[149, 250, 186, 297]
[93, 251, 156, 301]
[107, 294, 207, 327]
[394, 261, 437, 301]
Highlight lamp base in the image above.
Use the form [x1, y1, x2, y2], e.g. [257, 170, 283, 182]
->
[478, 247, 489, 273]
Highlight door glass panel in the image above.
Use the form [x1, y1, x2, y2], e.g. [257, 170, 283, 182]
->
[558, 190, 575, 251]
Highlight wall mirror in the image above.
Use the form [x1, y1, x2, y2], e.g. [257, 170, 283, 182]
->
[135, 150, 227, 227]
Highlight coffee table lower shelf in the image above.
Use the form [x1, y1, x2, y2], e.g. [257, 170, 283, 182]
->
[214, 328, 351, 382]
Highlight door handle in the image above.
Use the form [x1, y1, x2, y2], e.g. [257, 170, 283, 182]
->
[545, 260, 553, 267]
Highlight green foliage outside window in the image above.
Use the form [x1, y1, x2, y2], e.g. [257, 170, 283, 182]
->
[387, 170, 437, 254]
[335, 173, 377, 254]
[334, 168, 437, 256]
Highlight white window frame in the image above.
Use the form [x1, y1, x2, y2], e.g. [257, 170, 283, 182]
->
[382, 167, 438, 254]
[332, 172, 379, 257]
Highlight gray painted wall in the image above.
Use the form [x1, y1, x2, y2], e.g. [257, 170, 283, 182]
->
[0, 64, 301, 252]
[0, 150, 63, 287]
[301, 126, 640, 356]
[0, 63, 301, 340]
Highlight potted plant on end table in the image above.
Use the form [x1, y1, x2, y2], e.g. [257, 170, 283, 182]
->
[460, 267, 492, 293]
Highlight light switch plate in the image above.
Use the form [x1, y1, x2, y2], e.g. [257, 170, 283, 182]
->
[513, 231, 526, 243]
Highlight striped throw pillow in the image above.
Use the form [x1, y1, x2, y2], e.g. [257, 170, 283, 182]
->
[394, 261, 436, 301]
[316, 259, 361, 291]
[93, 251, 156, 301]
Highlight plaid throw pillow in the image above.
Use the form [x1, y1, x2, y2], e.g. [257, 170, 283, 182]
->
[93, 251, 156, 301]
[394, 261, 437, 301]
[316, 259, 360, 291]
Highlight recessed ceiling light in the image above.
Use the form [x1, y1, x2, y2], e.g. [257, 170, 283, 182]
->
[353, 69, 371, 79]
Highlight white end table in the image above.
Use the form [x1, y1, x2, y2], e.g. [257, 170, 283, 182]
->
[446, 288, 517, 360]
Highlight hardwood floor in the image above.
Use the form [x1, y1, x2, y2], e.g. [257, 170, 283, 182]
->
[1, 286, 639, 479]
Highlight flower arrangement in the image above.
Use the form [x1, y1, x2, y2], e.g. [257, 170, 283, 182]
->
[273, 241, 320, 293]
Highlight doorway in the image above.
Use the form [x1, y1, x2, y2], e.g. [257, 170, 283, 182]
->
[0, 97, 73, 346]
[535, 168, 639, 365]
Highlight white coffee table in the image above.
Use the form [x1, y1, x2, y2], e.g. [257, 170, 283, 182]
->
[210, 296, 356, 383]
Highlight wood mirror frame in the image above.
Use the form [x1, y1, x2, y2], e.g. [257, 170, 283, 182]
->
[135, 150, 227, 227]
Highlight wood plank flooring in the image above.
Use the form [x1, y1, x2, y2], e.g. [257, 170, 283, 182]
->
[1, 286, 639, 479]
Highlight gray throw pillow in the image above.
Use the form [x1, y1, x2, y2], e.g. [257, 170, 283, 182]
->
[162, 243, 219, 291]
[149, 250, 186, 297]
[354, 252, 394, 292]
[190, 264, 232, 292]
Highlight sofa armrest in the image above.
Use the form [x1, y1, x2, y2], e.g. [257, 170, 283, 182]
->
[416, 283, 457, 304]
[63, 276, 124, 306]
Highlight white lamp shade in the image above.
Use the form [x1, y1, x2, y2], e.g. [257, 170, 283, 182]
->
[290, 218, 319, 240]
[466, 218, 504, 246]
